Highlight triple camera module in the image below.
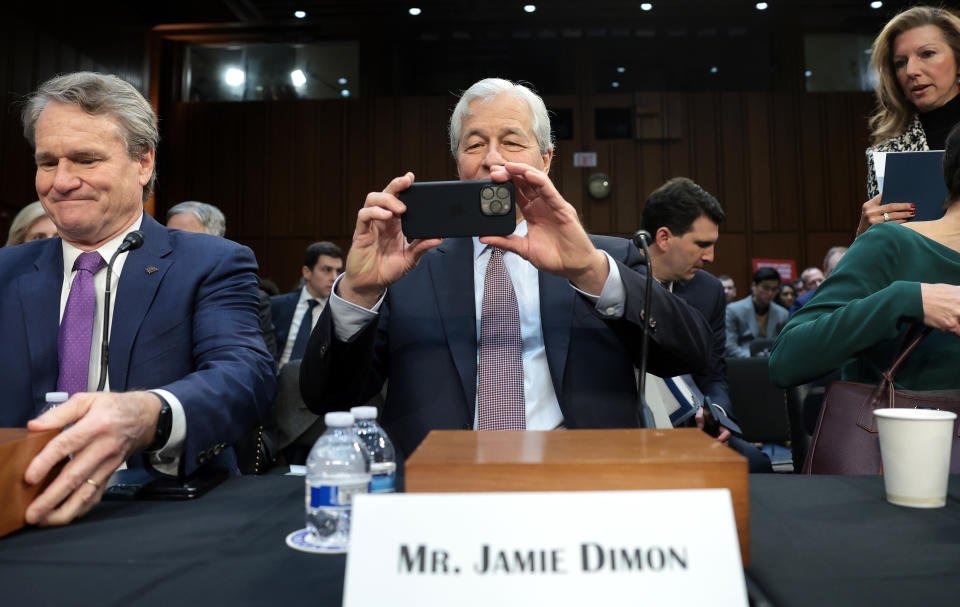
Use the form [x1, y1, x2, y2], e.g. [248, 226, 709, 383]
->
[479, 185, 513, 216]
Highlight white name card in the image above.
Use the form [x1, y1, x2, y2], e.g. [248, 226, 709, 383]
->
[344, 489, 747, 606]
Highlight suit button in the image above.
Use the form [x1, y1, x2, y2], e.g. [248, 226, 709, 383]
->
[319, 345, 327, 355]
[462, 423, 471, 430]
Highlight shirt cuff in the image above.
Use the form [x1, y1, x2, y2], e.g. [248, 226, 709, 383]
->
[571, 251, 625, 319]
[329, 274, 385, 341]
[146, 388, 185, 476]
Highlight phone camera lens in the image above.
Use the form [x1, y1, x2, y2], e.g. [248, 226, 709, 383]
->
[490, 200, 503, 213]
[481, 187, 494, 200]
[497, 187, 509, 199]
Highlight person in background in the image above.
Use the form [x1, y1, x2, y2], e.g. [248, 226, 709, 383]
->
[822, 245, 848, 278]
[299, 77, 711, 460]
[718, 274, 737, 302]
[6, 201, 57, 245]
[166, 200, 226, 237]
[775, 283, 797, 311]
[771, 122, 960, 393]
[725, 267, 789, 358]
[272, 241, 344, 366]
[791, 266, 825, 311]
[859, 5, 960, 235]
[0, 72, 276, 526]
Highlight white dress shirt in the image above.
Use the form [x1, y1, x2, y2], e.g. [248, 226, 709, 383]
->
[59, 217, 184, 474]
[278, 287, 328, 365]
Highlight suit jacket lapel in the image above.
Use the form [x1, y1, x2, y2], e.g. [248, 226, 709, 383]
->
[427, 237, 477, 418]
[108, 214, 173, 390]
[20, 239, 64, 401]
[539, 270, 574, 397]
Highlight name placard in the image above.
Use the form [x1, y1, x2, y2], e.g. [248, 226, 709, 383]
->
[344, 489, 747, 606]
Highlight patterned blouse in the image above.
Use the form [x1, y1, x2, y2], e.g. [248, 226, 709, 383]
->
[865, 115, 928, 198]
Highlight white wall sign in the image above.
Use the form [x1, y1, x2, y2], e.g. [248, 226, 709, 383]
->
[573, 152, 598, 167]
[344, 489, 747, 606]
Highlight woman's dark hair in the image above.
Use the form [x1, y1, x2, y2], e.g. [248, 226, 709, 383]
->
[944, 122, 960, 204]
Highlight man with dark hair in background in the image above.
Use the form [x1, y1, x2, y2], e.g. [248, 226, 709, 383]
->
[272, 241, 344, 366]
[725, 267, 789, 357]
[642, 177, 771, 472]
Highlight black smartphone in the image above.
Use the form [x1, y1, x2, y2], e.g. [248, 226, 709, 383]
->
[103, 467, 228, 501]
[399, 180, 516, 239]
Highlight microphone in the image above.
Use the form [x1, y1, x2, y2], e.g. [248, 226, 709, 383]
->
[96, 230, 145, 391]
[631, 230, 652, 248]
[631, 228, 657, 428]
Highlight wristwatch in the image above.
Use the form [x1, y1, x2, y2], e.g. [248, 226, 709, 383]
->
[147, 395, 173, 452]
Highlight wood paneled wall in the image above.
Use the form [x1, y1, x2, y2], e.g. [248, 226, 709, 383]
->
[158, 91, 875, 292]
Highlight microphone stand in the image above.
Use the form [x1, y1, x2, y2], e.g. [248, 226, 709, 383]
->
[96, 231, 145, 392]
[632, 229, 656, 429]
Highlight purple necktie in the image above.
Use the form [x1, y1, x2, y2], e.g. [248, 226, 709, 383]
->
[477, 247, 526, 430]
[57, 251, 107, 395]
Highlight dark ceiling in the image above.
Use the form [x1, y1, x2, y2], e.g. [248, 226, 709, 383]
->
[14, 1, 914, 33]
[9, 1, 922, 96]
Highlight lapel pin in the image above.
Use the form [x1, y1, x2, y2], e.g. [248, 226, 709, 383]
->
[145, 266, 159, 274]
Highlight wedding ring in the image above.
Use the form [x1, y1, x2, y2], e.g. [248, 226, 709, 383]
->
[85, 478, 100, 490]
[882, 212, 890, 222]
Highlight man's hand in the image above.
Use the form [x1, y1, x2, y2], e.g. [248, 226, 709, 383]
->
[695, 405, 732, 444]
[23, 391, 163, 526]
[482, 162, 609, 294]
[338, 172, 442, 308]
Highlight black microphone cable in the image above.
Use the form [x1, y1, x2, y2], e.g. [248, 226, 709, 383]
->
[96, 230, 145, 391]
[631, 229, 655, 428]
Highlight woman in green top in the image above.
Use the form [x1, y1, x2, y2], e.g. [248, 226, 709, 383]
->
[770, 123, 960, 390]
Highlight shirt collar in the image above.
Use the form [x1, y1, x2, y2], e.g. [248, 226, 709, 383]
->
[61, 215, 144, 274]
[472, 220, 526, 261]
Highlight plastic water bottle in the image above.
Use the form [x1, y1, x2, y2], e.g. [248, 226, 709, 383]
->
[350, 405, 397, 493]
[39, 392, 69, 416]
[305, 412, 371, 551]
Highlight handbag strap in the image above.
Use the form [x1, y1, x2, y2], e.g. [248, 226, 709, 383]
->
[856, 324, 933, 430]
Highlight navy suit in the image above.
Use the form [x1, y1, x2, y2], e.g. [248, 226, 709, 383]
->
[270, 290, 300, 361]
[673, 270, 771, 473]
[300, 235, 711, 459]
[672, 270, 729, 408]
[0, 213, 277, 475]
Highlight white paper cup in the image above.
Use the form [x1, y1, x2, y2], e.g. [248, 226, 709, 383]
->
[874, 408, 957, 508]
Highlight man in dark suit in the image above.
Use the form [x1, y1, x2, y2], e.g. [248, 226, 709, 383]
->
[272, 241, 344, 366]
[300, 78, 711, 459]
[641, 177, 771, 472]
[2, 72, 276, 526]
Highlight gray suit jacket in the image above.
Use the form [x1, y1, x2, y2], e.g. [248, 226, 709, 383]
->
[724, 296, 789, 358]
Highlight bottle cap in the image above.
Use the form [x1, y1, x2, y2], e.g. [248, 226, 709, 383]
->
[325, 411, 355, 427]
[45, 392, 69, 403]
[350, 405, 378, 420]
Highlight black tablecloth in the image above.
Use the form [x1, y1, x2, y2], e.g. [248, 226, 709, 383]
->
[746, 475, 960, 606]
[1, 474, 958, 606]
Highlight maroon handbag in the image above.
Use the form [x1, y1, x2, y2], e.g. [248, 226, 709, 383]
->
[803, 326, 960, 475]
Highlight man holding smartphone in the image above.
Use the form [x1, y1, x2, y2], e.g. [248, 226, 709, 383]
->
[300, 78, 711, 459]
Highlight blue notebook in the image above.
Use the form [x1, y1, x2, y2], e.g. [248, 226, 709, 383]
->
[880, 150, 948, 221]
